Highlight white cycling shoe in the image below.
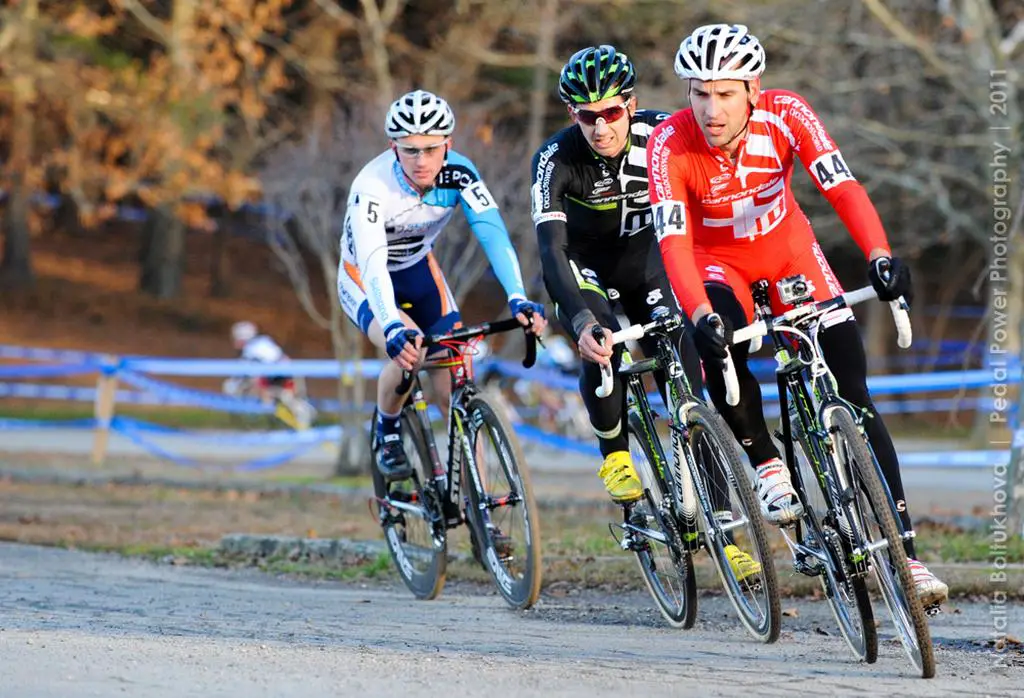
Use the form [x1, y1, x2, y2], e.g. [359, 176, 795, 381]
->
[755, 458, 804, 526]
[908, 558, 949, 607]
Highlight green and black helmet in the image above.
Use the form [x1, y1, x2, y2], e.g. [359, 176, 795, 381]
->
[557, 45, 636, 104]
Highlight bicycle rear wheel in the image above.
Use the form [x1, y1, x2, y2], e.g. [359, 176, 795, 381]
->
[463, 393, 542, 609]
[375, 410, 447, 600]
[627, 411, 697, 629]
[828, 408, 935, 678]
[688, 404, 780, 643]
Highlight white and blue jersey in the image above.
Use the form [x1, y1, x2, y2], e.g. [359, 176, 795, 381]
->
[339, 149, 527, 335]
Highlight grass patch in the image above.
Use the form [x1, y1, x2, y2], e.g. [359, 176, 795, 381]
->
[914, 524, 1024, 563]
[262, 552, 394, 581]
[74, 541, 222, 566]
[269, 474, 372, 489]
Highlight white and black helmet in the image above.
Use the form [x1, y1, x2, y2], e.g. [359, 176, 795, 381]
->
[674, 24, 766, 82]
[384, 90, 455, 139]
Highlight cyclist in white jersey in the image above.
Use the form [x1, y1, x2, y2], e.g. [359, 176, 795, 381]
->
[223, 321, 312, 427]
[339, 89, 547, 481]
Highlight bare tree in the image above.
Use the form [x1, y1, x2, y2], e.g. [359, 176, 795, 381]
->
[0, 0, 40, 288]
[261, 106, 385, 476]
[527, 0, 560, 154]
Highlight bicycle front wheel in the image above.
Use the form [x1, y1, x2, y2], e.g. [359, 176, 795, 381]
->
[463, 394, 542, 609]
[828, 407, 935, 678]
[795, 424, 877, 663]
[627, 411, 697, 629]
[375, 410, 447, 600]
[687, 404, 781, 644]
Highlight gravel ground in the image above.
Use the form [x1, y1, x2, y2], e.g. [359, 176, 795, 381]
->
[1, 543, 1020, 698]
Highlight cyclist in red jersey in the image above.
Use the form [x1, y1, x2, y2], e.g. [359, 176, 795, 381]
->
[648, 23, 946, 606]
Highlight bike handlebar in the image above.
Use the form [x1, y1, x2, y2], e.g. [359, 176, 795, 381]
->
[595, 317, 676, 398]
[394, 315, 538, 395]
[722, 285, 912, 406]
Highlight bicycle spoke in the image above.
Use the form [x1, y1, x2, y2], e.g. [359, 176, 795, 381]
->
[377, 410, 447, 600]
[687, 405, 780, 644]
[790, 429, 876, 663]
[464, 395, 541, 609]
[830, 408, 935, 678]
[627, 413, 697, 629]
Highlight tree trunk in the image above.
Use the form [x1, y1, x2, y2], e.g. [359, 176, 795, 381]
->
[139, 206, 186, 298]
[1001, 191, 1024, 539]
[208, 223, 231, 297]
[333, 309, 372, 477]
[526, 0, 558, 154]
[0, 183, 35, 288]
[0, 0, 39, 288]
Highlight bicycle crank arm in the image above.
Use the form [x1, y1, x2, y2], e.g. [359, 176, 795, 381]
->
[382, 497, 432, 522]
[851, 537, 890, 559]
[715, 515, 751, 537]
[780, 528, 829, 576]
[619, 521, 670, 546]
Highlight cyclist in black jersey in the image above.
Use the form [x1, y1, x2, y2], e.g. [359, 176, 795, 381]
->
[531, 45, 760, 580]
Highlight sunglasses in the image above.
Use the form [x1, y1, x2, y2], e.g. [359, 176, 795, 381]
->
[571, 97, 632, 126]
[394, 139, 449, 158]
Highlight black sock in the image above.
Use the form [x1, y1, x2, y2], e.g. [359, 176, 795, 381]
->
[376, 410, 402, 441]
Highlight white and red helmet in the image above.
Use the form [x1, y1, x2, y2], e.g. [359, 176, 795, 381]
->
[674, 24, 766, 82]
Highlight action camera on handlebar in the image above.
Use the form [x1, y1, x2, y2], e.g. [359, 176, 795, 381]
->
[776, 274, 815, 307]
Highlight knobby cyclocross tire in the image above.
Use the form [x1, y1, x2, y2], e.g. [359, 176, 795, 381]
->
[377, 410, 447, 600]
[687, 404, 781, 644]
[463, 394, 542, 609]
[828, 408, 935, 678]
[797, 419, 877, 664]
[627, 411, 698, 629]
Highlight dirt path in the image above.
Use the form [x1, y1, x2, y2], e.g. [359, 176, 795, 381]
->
[1, 543, 1019, 697]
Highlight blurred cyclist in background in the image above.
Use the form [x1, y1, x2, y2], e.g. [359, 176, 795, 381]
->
[223, 321, 315, 429]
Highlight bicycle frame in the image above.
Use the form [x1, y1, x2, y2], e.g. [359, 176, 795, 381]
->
[747, 280, 908, 576]
[384, 317, 537, 531]
[619, 317, 717, 552]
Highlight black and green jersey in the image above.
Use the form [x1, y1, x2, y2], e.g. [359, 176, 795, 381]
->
[531, 109, 670, 331]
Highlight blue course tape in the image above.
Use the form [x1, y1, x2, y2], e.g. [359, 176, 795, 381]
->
[0, 364, 102, 379]
[107, 417, 343, 471]
[117, 370, 273, 414]
[0, 417, 97, 429]
[0, 345, 105, 363]
[0, 383, 98, 402]
[112, 421, 198, 465]
[512, 423, 600, 457]
[120, 357, 384, 378]
[899, 450, 1009, 468]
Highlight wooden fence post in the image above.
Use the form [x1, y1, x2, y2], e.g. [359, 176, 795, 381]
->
[91, 355, 119, 465]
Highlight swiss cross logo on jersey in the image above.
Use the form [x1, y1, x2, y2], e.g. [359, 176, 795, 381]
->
[809, 150, 856, 191]
[703, 176, 787, 241]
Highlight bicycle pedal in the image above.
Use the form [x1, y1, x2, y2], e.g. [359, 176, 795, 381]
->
[744, 578, 764, 591]
[607, 522, 626, 547]
[793, 553, 822, 577]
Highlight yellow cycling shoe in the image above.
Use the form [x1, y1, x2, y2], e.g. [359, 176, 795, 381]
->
[598, 451, 643, 504]
[724, 544, 762, 582]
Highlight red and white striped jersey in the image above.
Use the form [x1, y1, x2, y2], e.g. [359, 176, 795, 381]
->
[648, 89, 890, 316]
